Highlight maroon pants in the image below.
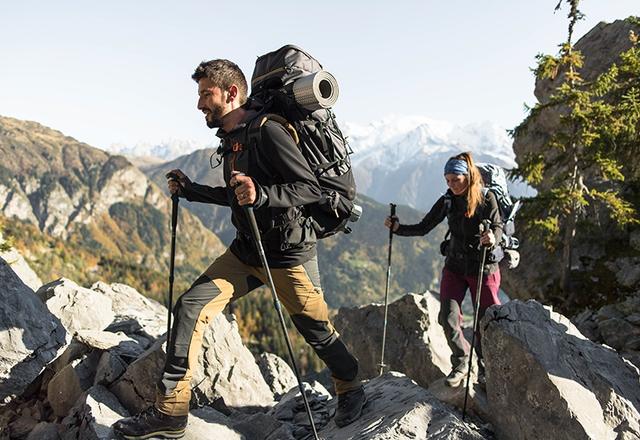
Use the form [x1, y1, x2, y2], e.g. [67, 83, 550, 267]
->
[438, 267, 501, 367]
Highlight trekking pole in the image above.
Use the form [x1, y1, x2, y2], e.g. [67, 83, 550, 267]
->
[462, 219, 491, 421]
[243, 205, 319, 440]
[167, 192, 179, 348]
[379, 203, 397, 376]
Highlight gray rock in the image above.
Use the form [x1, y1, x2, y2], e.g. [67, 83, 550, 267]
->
[184, 406, 243, 440]
[74, 330, 135, 351]
[60, 385, 129, 440]
[91, 281, 167, 340]
[258, 353, 298, 398]
[191, 313, 274, 410]
[109, 337, 166, 415]
[36, 278, 115, 334]
[0, 248, 42, 291]
[47, 364, 84, 418]
[94, 351, 128, 386]
[318, 372, 492, 439]
[0, 258, 68, 402]
[483, 300, 640, 440]
[26, 422, 60, 440]
[334, 292, 451, 387]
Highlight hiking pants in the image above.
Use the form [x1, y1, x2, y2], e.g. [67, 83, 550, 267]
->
[155, 248, 360, 416]
[438, 267, 501, 369]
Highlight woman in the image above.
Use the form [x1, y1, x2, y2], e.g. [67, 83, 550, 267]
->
[384, 151, 502, 387]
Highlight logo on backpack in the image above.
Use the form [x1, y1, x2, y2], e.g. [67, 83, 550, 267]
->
[247, 44, 362, 239]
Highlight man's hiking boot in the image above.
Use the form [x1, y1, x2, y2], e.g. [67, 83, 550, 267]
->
[445, 363, 469, 387]
[334, 386, 367, 427]
[112, 406, 187, 439]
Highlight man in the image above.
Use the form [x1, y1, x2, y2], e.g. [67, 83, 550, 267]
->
[113, 59, 365, 439]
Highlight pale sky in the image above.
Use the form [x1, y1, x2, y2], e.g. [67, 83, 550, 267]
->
[0, 1, 637, 151]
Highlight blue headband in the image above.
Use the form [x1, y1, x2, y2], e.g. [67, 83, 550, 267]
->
[444, 158, 469, 175]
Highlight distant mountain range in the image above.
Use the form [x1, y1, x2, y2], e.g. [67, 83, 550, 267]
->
[119, 115, 530, 212]
[0, 115, 225, 300]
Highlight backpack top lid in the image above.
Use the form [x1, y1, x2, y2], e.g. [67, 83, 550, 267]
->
[251, 45, 323, 94]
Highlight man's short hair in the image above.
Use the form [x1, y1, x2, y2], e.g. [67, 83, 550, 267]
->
[192, 59, 248, 104]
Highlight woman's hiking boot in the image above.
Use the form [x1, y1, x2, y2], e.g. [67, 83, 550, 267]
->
[112, 406, 187, 439]
[334, 385, 367, 427]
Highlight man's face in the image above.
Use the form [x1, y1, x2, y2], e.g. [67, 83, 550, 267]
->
[197, 78, 229, 128]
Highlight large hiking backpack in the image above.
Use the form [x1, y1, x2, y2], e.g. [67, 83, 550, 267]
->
[476, 163, 521, 269]
[247, 44, 360, 239]
[440, 163, 521, 269]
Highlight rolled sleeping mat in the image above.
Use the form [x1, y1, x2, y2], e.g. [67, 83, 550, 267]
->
[292, 70, 339, 111]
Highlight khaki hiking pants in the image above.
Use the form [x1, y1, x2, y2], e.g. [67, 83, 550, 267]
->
[155, 248, 360, 416]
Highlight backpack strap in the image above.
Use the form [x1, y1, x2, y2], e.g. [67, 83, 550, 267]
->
[249, 113, 300, 145]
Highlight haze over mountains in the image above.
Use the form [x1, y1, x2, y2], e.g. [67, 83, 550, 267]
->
[110, 115, 525, 212]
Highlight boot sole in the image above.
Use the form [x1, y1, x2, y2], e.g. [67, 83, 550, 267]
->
[117, 428, 186, 439]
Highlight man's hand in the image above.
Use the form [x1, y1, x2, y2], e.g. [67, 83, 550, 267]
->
[384, 215, 399, 232]
[166, 169, 190, 196]
[230, 172, 257, 206]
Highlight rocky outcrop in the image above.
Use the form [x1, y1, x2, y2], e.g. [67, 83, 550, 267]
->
[334, 292, 452, 387]
[0, 257, 67, 402]
[318, 372, 492, 439]
[482, 299, 640, 439]
[574, 293, 640, 368]
[507, 18, 640, 303]
[0, 248, 42, 291]
[191, 313, 275, 410]
[36, 279, 115, 334]
[258, 353, 298, 398]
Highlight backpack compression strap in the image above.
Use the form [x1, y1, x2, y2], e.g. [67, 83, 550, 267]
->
[251, 113, 300, 145]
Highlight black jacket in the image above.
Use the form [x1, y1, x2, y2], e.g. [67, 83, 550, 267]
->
[181, 110, 322, 268]
[395, 189, 503, 276]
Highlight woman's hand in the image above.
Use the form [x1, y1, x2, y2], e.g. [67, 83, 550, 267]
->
[480, 230, 495, 247]
[384, 215, 399, 232]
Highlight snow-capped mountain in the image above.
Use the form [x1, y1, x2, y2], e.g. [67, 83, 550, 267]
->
[107, 138, 213, 162]
[106, 115, 530, 212]
[343, 115, 526, 212]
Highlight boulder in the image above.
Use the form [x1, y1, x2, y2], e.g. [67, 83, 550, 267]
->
[109, 337, 166, 414]
[334, 292, 451, 387]
[0, 258, 67, 402]
[258, 353, 298, 398]
[47, 364, 84, 418]
[36, 278, 114, 334]
[317, 372, 492, 439]
[483, 300, 640, 439]
[183, 406, 244, 440]
[60, 385, 129, 440]
[191, 313, 274, 410]
[91, 281, 167, 340]
[0, 248, 42, 291]
[270, 380, 333, 438]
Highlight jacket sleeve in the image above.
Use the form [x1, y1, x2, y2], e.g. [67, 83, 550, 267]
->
[395, 195, 447, 237]
[181, 182, 229, 206]
[485, 191, 503, 244]
[255, 121, 322, 208]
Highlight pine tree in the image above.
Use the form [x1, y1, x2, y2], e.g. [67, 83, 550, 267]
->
[512, 2, 640, 306]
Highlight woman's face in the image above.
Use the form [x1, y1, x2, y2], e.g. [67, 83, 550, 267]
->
[445, 173, 469, 196]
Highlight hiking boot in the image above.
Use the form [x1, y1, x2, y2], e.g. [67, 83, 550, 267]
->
[334, 386, 366, 427]
[445, 363, 469, 387]
[112, 406, 187, 439]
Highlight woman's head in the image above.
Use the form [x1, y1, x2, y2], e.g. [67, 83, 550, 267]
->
[444, 152, 484, 217]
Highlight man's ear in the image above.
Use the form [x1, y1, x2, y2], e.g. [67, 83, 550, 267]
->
[227, 85, 238, 103]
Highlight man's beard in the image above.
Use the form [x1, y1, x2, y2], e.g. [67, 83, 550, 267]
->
[205, 106, 224, 128]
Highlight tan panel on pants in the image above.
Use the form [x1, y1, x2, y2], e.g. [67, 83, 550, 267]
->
[156, 249, 352, 416]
